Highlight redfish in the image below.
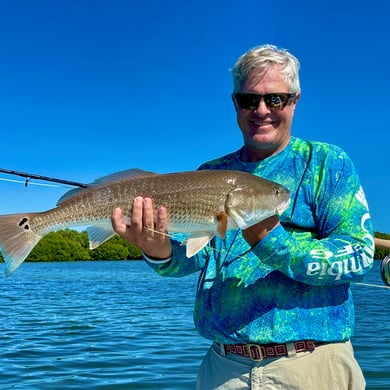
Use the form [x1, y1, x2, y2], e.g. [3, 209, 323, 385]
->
[0, 169, 290, 274]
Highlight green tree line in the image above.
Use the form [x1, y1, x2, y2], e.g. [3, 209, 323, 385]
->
[374, 231, 390, 259]
[0, 230, 389, 264]
[0, 229, 142, 263]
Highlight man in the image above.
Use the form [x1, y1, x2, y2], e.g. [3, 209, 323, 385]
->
[112, 44, 374, 389]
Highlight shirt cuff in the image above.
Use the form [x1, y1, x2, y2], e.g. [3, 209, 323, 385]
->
[142, 252, 172, 264]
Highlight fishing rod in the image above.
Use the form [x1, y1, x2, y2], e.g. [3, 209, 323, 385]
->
[1, 167, 390, 288]
[0, 167, 88, 188]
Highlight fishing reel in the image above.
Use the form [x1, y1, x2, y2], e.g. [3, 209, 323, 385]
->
[380, 254, 390, 287]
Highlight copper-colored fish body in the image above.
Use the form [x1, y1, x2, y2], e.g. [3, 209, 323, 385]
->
[0, 169, 290, 274]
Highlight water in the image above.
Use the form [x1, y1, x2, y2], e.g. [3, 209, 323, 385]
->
[351, 262, 390, 389]
[1, 260, 389, 389]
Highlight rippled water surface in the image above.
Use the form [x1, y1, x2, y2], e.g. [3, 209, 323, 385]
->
[1, 260, 389, 389]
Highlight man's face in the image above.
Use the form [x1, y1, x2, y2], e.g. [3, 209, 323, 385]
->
[233, 66, 300, 161]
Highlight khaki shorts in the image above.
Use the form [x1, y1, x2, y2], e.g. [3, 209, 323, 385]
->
[196, 341, 365, 389]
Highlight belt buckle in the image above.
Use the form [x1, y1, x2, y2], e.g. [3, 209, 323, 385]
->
[247, 344, 263, 362]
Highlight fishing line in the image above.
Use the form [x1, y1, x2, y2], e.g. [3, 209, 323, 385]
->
[2, 166, 387, 289]
[142, 228, 246, 257]
[0, 177, 67, 188]
[143, 227, 172, 238]
[143, 228, 389, 289]
[354, 282, 390, 289]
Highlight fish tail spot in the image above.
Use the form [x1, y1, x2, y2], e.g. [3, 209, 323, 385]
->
[18, 217, 29, 227]
[0, 213, 42, 275]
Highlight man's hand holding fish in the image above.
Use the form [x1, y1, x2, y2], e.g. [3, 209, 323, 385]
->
[111, 197, 172, 261]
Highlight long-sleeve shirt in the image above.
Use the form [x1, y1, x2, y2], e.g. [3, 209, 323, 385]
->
[146, 137, 375, 344]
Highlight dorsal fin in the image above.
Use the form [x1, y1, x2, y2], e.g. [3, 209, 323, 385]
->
[90, 168, 157, 186]
[57, 168, 158, 205]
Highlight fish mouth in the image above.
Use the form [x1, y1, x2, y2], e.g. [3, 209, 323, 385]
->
[276, 198, 290, 215]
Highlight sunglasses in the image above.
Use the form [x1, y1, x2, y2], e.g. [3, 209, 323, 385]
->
[233, 92, 297, 110]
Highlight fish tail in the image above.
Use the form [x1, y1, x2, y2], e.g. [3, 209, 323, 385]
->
[0, 213, 43, 275]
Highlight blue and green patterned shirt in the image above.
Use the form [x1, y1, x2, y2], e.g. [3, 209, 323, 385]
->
[147, 137, 374, 344]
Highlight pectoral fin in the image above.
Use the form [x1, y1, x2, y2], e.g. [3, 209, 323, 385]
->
[87, 224, 116, 249]
[185, 233, 215, 257]
[229, 207, 273, 230]
[228, 208, 250, 230]
[226, 187, 252, 230]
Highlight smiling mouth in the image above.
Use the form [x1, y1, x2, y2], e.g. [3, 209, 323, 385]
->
[252, 120, 274, 126]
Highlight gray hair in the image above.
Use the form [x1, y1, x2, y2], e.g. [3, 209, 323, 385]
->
[231, 44, 301, 93]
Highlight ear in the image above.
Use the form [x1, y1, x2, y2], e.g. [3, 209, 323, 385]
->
[293, 92, 301, 105]
[291, 92, 300, 112]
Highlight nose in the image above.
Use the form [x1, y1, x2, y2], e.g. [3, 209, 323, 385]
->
[253, 97, 271, 114]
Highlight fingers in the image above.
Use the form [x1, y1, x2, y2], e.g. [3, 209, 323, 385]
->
[111, 207, 126, 236]
[111, 197, 172, 259]
[142, 197, 154, 234]
[156, 204, 168, 233]
[130, 197, 145, 235]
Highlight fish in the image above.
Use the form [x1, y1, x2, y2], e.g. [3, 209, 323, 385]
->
[0, 169, 290, 275]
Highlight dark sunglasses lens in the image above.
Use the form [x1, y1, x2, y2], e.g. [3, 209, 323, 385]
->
[235, 94, 259, 110]
[265, 94, 288, 109]
[235, 93, 294, 110]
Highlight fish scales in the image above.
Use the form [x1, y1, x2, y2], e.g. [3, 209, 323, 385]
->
[58, 172, 232, 228]
[0, 169, 291, 274]
[38, 172, 231, 231]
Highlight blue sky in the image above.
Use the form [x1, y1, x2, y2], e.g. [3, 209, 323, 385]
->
[0, 0, 389, 233]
